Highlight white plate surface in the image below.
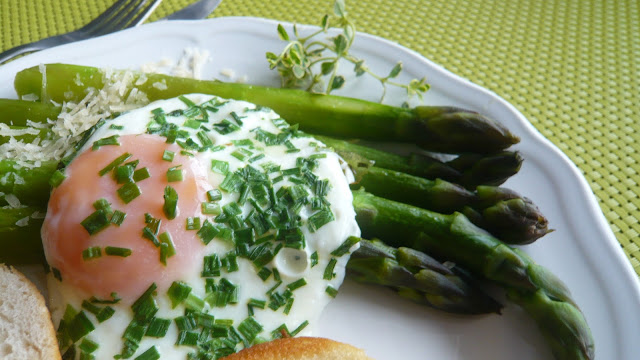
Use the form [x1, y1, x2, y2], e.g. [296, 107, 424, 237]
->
[1, 17, 640, 360]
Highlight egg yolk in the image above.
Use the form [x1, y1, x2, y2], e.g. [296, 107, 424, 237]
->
[42, 134, 209, 304]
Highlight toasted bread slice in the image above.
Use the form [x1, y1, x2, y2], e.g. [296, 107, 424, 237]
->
[0, 264, 60, 360]
[223, 337, 373, 360]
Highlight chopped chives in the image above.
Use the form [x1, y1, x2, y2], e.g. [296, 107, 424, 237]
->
[133, 346, 160, 360]
[92, 198, 112, 213]
[222, 202, 242, 217]
[105, 246, 132, 257]
[96, 306, 115, 322]
[163, 186, 178, 220]
[202, 254, 222, 277]
[197, 131, 214, 149]
[283, 298, 294, 315]
[175, 331, 199, 346]
[110, 210, 127, 226]
[225, 253, 239, 272]
[133, 167, 151, 182]
[68, 311, 95, 342]
[117, 182, 141, 204]
[115, 164, 134, 184]
[131, 284, 159, 324]
[237, 317, 263, 343]
[183, 119, 201, 129]
[211, 159, 229, 175]
[310, 252, 318, 267]
[257, 267, 271, 281]
[331, 236, 360, 256]
[219, 172, 244, 193]
[49, 169, 66, 187]
[81, 210, 110, 235]
[325, 286, 339, 298]
[79, 338, 99, 353]
[248, 298, 266, 309]
[159, 232, 176, 260]
[308, 209, 335, 232]
[289, 321, 309, 336]
[213, 119, 240, 135]
[230, 111, 245, 126]
[145, 318, 171, 338]
[231, 148, 253, 161]
[309, 153, 327, 160]
[159, 242, 170, 266]
[92, 135, 120, 150]
[232, 139, 253, 147]
[323, 258, 337, 280]
[166, 166, 183, 182]
[272, 268, 281, 282]
[99, 153, 132, 176]
[207, 189, 222, 201]
[202, 202, 221, 215]
[286, 278, 307, 291]
[186, 217, 201, 230]
[109, 124, 124, 130]
[197, 220, 219, 245]
[185, 293, 205, 312]
[248, 153, 265, 163]
[167, 281, 192, 309]
[162, 150, 175, 161]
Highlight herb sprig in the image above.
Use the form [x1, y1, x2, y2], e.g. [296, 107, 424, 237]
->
[266, 0, 429, 102]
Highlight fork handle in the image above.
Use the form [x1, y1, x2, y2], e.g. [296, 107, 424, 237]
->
[0, 36, 70, 64]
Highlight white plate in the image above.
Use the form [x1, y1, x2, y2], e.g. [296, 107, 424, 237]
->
[2, 17, 640, 360]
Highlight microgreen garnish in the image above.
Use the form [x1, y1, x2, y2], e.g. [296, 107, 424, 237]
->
[267, 0, 429, 102]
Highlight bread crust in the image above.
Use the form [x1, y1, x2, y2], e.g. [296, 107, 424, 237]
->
[222, 337, 373, 360]
[0, 264, 61, 360]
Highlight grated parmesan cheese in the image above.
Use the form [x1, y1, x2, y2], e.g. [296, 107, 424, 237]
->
[4, 193, 22, 208]
[15, 216, 30, 227]
[0, 47, 216, 174]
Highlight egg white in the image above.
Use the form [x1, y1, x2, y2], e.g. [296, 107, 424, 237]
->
[46, 94, 360, 359]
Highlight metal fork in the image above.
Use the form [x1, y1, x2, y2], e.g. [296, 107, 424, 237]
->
[0, 0, 162, 64]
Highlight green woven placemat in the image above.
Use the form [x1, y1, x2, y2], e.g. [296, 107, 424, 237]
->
[1, 0, 639, 275]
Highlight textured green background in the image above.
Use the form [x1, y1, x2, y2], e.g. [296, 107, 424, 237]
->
[1, 0, 639, 276]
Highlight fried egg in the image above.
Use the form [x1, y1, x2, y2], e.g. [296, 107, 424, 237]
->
[42, 94, 360, 359]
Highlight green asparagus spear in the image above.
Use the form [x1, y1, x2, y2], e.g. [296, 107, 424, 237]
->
[448, 151, 524, 188]
[351, 165, 550, 244]
[0, 98, 60, 126]
[14, 64, 519, 154]
[0, 99, 523, 188]
[349, 237, 502, 314]
[0, 206, 46, 264]
[352, 190, 594, 360]
[314, 134, 522, 188]
[0, 126, 52, 145]
[0, 160, 57, 206]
